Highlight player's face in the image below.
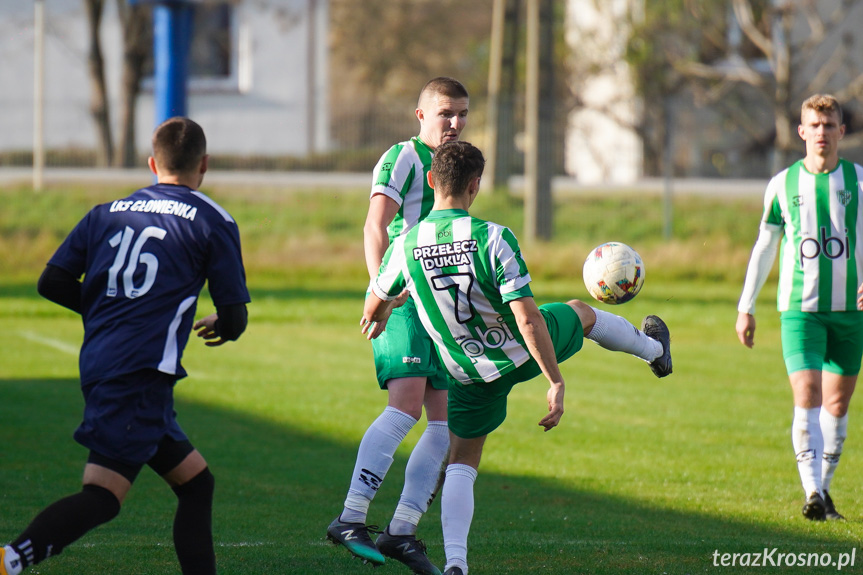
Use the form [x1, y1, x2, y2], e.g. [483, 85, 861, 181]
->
[798, 108, 844, 159]
[417, 94, 469, 150]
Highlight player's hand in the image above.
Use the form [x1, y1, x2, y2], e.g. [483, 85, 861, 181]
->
[360, 315, 387, 340]
[360, 292, 405, 339]
[539, 382, 564, 432]
[736, 312, 755, 348]
[194, 313, 227, 347]
[857, 282, 863, 310]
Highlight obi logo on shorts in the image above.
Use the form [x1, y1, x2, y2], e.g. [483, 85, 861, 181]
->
[403, 356, 422, 364]
[799, 226, 850, 267]
[459, 316, 516, 360]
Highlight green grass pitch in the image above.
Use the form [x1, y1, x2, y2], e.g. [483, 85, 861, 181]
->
[2, 184, 863, 574]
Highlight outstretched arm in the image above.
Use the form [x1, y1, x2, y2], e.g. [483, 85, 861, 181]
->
[510, 297, 565, 432]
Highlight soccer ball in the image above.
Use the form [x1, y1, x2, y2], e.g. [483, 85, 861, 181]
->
[582, 242, 645, 304]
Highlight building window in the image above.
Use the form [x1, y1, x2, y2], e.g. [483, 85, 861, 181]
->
[142, 2, 249, 94]
[192, 4, 232, 79]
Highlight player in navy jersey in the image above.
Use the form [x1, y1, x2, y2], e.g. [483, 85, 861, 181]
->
[0, 117, 250, 575]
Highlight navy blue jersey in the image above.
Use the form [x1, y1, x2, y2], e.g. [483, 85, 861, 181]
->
[48, 184, 250, 384]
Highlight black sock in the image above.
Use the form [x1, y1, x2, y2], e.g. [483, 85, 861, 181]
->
[11, 484, 120, 566]
[172, 468, 216, 575]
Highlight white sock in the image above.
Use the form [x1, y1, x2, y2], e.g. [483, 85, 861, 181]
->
[442, 463, 477, 575]
[3, 546, 23, 575]
[342, 407, 417, 524]
[792, 406, 823, 496]
[390, 420, 450, 536]
[820, 410, 848, 492]
[587, 307, 662, 362]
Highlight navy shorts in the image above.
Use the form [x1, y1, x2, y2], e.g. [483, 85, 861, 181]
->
[75, 369, 189, 466]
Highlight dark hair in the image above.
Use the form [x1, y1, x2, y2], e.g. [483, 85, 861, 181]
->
[431, 141, 485, 197]
[418, 77, 469, 106]
[151, 117, 207, 174]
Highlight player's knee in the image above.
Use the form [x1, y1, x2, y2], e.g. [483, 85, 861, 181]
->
[826, 402, 851, 418]
[566, 299, 596, 333]
[423, 392, 448, 421]
[387, 377, 430, 420]
[172, 467, 215, 502]
[82, 483, 122, 521]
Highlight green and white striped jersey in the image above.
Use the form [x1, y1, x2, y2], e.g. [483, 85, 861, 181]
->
[762, 158, 863, 312]
[372, 209, 534, 385]
[371, 137, 436, 243]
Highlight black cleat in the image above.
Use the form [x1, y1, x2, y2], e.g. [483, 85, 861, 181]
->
[642, 315, 672, 377]
[824, 491, 845, 520]
[376, 529, 441, 575]
[802, 492, 827, 521]
[326, 517, 386, 565]
[443, 568, 464, 575]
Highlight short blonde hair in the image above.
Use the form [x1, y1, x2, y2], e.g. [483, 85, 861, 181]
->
[801, 94, 843, 124]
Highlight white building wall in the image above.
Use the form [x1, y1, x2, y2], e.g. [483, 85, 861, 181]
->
[1, 1, 100, 151]
[0, 0, 328, 157]
[565, 0, 642, 184]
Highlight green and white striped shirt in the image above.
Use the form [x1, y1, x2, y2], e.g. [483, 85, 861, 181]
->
[762, 158, 863, 312]
[372, 209, 534, 385]
[371, 137, 436, 243]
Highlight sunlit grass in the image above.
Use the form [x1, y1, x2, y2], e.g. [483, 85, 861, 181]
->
[1, 182, 765, 285]
[6, 182, 856, 575]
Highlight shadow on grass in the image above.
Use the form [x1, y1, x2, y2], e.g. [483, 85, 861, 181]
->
[0, 379, 858, 575]
[0, 283, 40, 299]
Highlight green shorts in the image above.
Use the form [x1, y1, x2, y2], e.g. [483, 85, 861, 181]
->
[780, 310, 863, 376]
[447, 302, 584, 439]
[372, 297, 449, 390]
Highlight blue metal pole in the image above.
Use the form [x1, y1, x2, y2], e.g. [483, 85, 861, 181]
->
[153, 2, 192, 125]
